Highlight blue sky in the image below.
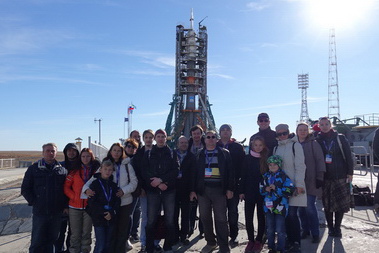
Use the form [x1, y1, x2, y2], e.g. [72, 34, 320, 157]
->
[1, 0, 378, 151]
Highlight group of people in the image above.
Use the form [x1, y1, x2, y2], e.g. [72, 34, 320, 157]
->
[21, 112, 356, 253]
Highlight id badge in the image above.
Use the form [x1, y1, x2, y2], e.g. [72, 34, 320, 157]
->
[205, 168, 212, 177]
[325, 154, 332, 164]
[104, 205, 111, 210]
[177, 171, 183, 179]
[265, 201, 273, 209]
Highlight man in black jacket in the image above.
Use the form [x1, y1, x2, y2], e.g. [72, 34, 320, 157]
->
[174, 135, 196, 245]
[250, 113, 277, 156]
[190, 130, 235, 253]
[217, 124, 245, 248]
[141, 129, 179, 253]
[21, 143, 68, 253]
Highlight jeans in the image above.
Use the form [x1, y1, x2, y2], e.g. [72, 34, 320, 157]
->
[198, 186, 230, 252]
[29, 213, 62, 253]
[130, 197, 141, 237]
[146, 190, 176, 253]
[109, 204, 133, 253]
[189, 200, 204, 235]
[140, 195, 160, 247]
[244, 197, 265, 242]
[68, 208, 93, 253]
[266, 212, 286, 251]
[299, 194, 319, 236]
[174, 192, 190, 241]
[226, 193, 239, 240]
[286, 206, 301, 244]
[94, 225, 113, 253]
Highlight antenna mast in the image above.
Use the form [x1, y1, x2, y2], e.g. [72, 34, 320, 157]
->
[328, 28, 341, 119]
[298, 73, 309, 123]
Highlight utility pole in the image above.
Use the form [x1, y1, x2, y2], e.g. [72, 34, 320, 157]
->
[94, 118, 102, 145]
[328, 28, 341, 119]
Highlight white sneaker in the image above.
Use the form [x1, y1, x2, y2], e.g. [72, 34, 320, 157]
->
[126, 239, 133, 251]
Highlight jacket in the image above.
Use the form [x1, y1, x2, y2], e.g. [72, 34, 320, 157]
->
[250, 127, 278, 156]
[192, 146, 235, 195]
[64, 161, 100, 209]
[239, 154, 263, 199]
[297, 135, 326, 197]
[82, 158, 138, 206]
[21, 159, 68, 215]
[62, 143, 80, 172]
[316, 130, 354, 180]
[86, 174, 121, 227]
[217, 140, 246, 185]
[260, 169, 295, 216]
[141, 145, 179, 193]
[175, 149, 197, 198]
[274, 135, 307, 207]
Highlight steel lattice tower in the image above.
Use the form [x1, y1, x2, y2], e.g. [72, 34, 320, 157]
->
[165, 10, 216, 146]
[328, 28, 341, 119]
[298, 73, 309, 123]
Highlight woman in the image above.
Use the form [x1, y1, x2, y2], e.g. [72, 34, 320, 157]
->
[316, 117, 353, 238]
[83, 143, 138, 253]
[274, 124, 306, 253]
[64, 148, 100, 253]
[239, 136, 268, 253]
[296, 123, 326, 243]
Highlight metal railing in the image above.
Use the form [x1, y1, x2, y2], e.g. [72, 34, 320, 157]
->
[0, 158, 16, 169]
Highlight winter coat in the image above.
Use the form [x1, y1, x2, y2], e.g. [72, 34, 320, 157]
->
[316, 130, 354, 180]
[260, 169, 295, 216]
[192, 146, 235, 195]
[64, 161, 100, 209]
[274, 135, 307, 207]
[217, 140, 246, 185]
[141, 145, 179, 193]
[250, 127, 278, 156]
[86, 174, 121, 227]
[21, 159, 68, 215]
[175, 150, 197, 198]
[240, 155, 263, 200]
[82, 157, 138, 206]
[297, 135, 326, 197]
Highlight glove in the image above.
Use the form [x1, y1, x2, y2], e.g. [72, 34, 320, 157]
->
[316, 180, 324, 189]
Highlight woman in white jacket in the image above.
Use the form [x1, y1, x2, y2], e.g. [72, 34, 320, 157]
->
[274, 124, 306, 253]
[82, 143, 137, 253]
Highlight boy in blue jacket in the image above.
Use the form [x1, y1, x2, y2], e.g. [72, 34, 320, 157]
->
[260, 155, 295, 253]
[86, 160, 121, 253]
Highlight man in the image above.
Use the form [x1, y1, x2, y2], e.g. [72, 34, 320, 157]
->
[131, 130, 143, 150]
[250, 113, 277, 156]
[217, 124, 245, 248]
[141, 129, 178, 253]
[21, 143, 68, 253]
[174, 136, 197, 245]
[55, 143, 80, 253]
[190, 130, 235, 253]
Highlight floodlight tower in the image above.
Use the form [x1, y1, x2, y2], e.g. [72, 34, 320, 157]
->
[328, 28, 341, 119]
[298, 73, 309, 123]
[165, 10, 216, 146]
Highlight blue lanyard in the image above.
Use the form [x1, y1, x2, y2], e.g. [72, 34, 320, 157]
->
[205, 150, 215, 168]
[177, 151, 187, 165]
[323, 140, 334, 153]
[115, 163, 121, 186]
[98, 179, 112, 205]
[82, 165, 90, 183]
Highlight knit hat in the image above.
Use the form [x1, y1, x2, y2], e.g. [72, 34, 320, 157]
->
[155, 129, 167, 137]
[275, 124, 289, 132]
[219, 124, 232, 131]
[267, 155, 283, 168]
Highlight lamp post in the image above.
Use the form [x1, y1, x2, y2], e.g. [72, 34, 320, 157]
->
[94, 118, 102, 145]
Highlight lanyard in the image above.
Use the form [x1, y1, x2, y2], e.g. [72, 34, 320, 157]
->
[177, 151, 187, 165]
[323, 140, 334, 153]
[82, 165, 90, 183]
[205, 150, 215, 168]
[98, 179, 112, 205]
[115, 163, 121, 186]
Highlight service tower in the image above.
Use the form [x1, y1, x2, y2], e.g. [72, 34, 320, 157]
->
[165, 10, 216, 146]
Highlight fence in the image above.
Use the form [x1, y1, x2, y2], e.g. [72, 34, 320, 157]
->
[0, 158, 16, 168]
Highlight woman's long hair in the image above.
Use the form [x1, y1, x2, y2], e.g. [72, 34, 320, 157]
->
[250, 136, 269, 174]
[103, 143, 125, 163]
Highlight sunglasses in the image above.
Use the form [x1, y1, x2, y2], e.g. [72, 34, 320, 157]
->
[126, 145, 136, 149]
[259, 119, 269, 123]
[206, 135, 217, 139]
[277, 132, 289, 137]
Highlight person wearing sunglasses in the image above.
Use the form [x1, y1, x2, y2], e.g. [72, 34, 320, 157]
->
[190, 130, 234, 253]
[250, 113, 278, 156]
[273, 124, 306, 253]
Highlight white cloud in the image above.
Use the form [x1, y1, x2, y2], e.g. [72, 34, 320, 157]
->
[139, 110, 170, 117]
[209, 73, 235, 80]
[246, 1, 272, 11]
[120, 50, 175, 68]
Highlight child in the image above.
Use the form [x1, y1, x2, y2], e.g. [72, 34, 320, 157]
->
[86, 160, 121, 253]
[239, 136, 269, 253]
[260, 155, 295, 253]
